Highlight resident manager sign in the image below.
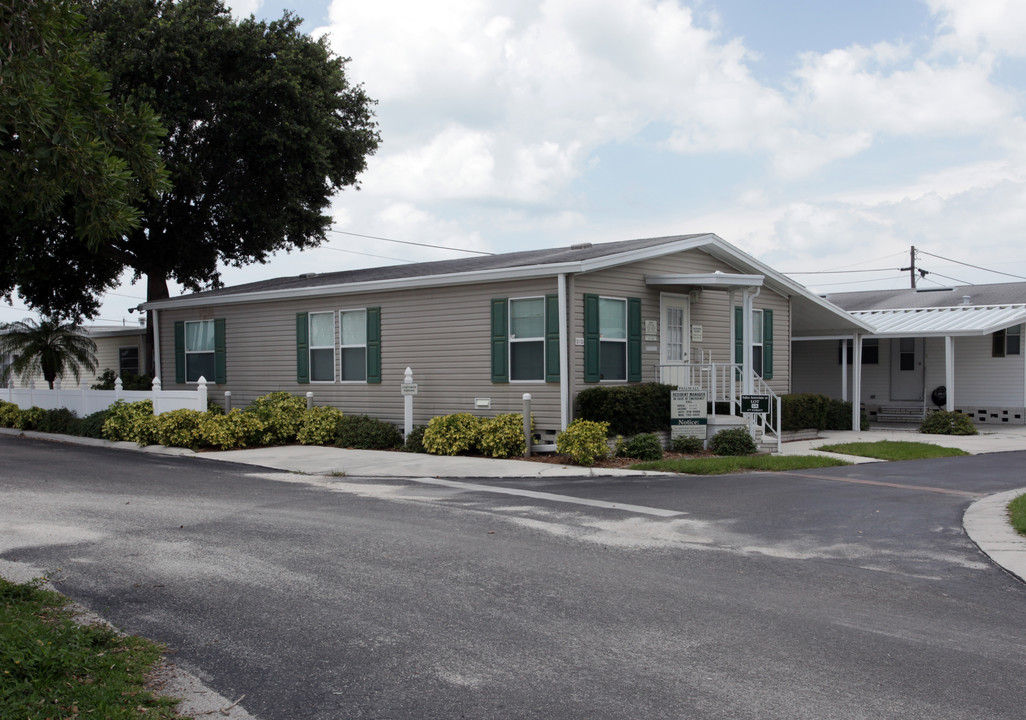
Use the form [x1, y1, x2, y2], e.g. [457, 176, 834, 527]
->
[671, 388, 707, 439]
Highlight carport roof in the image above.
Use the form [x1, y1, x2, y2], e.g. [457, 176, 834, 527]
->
[852, 303, 1026, 337]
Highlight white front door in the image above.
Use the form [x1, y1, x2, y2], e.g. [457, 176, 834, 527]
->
[660, 294, 690, 385]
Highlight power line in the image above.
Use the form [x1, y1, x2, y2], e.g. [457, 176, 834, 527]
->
[786, 268, 895, 275]
[317, 244, 415, 264]
[927, 271, 975, 286]
[326, 228, 494, 256]
[917, 249, 1026, 282]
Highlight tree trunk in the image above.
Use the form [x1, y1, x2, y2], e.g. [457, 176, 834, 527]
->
[145, 273, 170, 378]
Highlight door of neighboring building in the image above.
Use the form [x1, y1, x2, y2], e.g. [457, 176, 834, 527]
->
[890, 337, 924, 401]
[660, 294, 690, 386]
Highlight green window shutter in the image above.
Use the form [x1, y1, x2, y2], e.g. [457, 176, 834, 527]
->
[214, 318, 227, 384]
[627, 297, 642, 382]
[762, 309, 773, 379]
[366, 307, 381, 384]
[174, 321, 185, 384]
[734, 306, 743, 364]
[584, 294, 600, 383]
[491, 298, 508, 383]
[545, 294, 560, 383]
[296, 312, 309, 384]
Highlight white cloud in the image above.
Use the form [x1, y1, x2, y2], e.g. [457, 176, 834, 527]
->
[223, 0, 263, 19]
[927, 0, 1026, 57]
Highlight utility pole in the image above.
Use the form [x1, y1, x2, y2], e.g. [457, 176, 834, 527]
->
[900, 246, 917, 289]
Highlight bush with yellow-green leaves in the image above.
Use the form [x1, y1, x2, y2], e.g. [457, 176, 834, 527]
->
[423, 412, 483, 456]
[556, 419, 610, 466]
[298, 406, 345, 446]
[478, 413, 532, 458]
[200, 409, 266, 450]
[102, 400, 159, 446]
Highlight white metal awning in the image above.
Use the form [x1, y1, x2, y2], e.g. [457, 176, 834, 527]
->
[852, 303, 1026, 337]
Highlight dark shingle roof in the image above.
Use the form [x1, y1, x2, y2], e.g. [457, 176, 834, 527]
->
[167, 234, 709, 302]
[824, 282, 1026, 311]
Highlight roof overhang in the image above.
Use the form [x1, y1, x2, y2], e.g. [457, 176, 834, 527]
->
[851, 304, 1026, 338]
[646, 272, 764, 289]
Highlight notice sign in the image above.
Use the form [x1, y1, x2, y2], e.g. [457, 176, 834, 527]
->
[400, 383, 419, 396]
[671, 388, 708, 440]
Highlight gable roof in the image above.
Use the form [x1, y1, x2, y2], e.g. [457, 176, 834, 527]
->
[824, 282, 1026, 338]
[142, 233, 868, 335]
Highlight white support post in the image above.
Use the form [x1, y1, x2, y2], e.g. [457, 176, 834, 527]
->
[945, 336, 955, 412]
[404, 367, 414, 438]
[557, 273, 569, 432]
[150, 376, 160, 415]
[225, 391, 232, 412]
[115, 376, 124, 403]
[306, 391, 314, 410]
[523, 393, 532, 458]
[851, 334, 862, 431]
[841, 338, 849, 402]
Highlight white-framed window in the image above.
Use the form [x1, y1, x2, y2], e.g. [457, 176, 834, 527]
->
[309, 311, 336, 382]
[599, 297, 627, 381]
[184, 320, 215, 383]
[119, 346, 140, 377]
[0, 352, 12, 388]
[339, 309, 367, 382]
[509, 297, 545, 381]
[752, 310, 764, 378]
[993, 325, 1022, 357]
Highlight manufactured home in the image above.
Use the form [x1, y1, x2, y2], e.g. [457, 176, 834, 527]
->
[142, 234, 869, 442]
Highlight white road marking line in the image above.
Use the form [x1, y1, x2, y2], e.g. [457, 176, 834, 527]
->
[407, 477, 684, 517]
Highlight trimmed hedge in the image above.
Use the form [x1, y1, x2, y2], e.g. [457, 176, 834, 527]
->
[709, 427, 757, 456]
[576, 383, 675, 436]
[615, 433, 663, 461]
[780, 394, 868, 432]
[335, 414, 403, 450]
[556, 419, 610, 466]
[919, 411, 978, 436]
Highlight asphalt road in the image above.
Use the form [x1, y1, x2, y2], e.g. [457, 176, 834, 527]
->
[2, 434, 1026, 719]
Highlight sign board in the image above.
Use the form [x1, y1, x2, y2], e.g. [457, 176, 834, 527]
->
[741, 394, 769, 413]
[691, 324, 703, 342]
[670, 388, 708, 439]
[400, 383, 419, 396]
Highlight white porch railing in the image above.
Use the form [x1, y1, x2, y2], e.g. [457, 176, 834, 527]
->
[657, 363, 782, 452]
[2, 377, 208, 416]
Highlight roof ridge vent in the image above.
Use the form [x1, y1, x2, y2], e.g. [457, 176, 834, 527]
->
[300, 272, 318, 279]
[961, 295, 972, 305]
[570, 243, 592, 250]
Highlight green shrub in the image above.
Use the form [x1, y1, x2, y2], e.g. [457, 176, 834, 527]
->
[0, 401, 23, 428]
[78, 409, 111, 439]
[250, 392, 306, 445]
[155, 409, 206, 448]
[15, 406, 46, 431]
[402, 425, 427, 453]
[90, 369, 153, 391]
[556, 419, 610, 466]
[200, 410, 266, 450]
[709, 427, 757, 456]
[919, 411, 978, 436]
[780, 394, 831, 432]
[423, 413, 483, 456]
[35, 408, 80, 435]
[336, 415, 403, 450]
[671, 435, 705, 454]
[575, 383, 674, 436]
[479, 413, 531, 458]
[615, 432, 663, 461]
[824, 399, 869, 431]
[297, 406, 345, 445]
[102, 400, 158, 445]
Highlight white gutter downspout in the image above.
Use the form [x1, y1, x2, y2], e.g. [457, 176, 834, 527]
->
[152, 309, 161, 381]
[945, 335, 955, 412]
[558, 273, 569, 431]
[742, 287, 760, 395]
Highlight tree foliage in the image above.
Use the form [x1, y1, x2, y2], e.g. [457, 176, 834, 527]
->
[0, 318, 98, 389]
[0, 0, 168, 320]
[86, 0, 381, 302]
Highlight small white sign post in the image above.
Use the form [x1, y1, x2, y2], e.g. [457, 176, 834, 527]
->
[401, 367, 418, 437]
[671, 387, 708, 442]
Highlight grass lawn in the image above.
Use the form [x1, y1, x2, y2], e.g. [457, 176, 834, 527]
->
[815, 440, 969, 461]
[630, 454, 851, 475]
[0, 577, 187, 719]
[1009, 494, 1026, 537]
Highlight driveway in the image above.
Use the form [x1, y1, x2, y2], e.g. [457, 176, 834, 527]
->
[2, 435, 1026, 719]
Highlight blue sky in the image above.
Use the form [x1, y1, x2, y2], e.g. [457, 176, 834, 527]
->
[12, 0, 1026, 327]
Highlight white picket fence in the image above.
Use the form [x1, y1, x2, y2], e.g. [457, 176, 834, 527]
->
[2, 377, 208, 416]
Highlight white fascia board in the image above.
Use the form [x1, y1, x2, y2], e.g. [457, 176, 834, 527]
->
[141, 234, 720, 312]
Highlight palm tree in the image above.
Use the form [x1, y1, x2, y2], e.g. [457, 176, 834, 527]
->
[0, 318, 98, 389]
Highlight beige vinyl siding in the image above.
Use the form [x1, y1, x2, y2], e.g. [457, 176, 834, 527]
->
[158, 277, 565, 431]
[572, 249, 791, 393]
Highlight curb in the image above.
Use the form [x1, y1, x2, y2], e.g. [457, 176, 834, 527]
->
[963, 487, 1026, 584]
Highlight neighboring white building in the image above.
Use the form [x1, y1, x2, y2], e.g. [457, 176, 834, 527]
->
[793, 282, 1026, 424]
[1, 324, 148, 389]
